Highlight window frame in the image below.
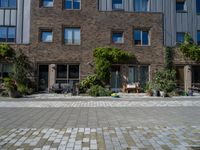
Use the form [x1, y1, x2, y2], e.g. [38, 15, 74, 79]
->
[40, 29, 53, 43]
[134, 0, 149, 12]
[111, 31, 124, 44]
[40, 0, 54, 8]
[63, 27, 81, 45]
[112, 0, 124, 11]
[63, 0, 81, 10]
[176, 32, 186, 43]
[55, 64, 80, 85]
[0, 26, 16, 43]
[0, 0, 17, 9]
[176, 0, 187, 13]
[133, 29, 150, 46]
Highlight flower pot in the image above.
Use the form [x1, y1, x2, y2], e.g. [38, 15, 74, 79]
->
[8, 90, 21, 98]
[160, 91, 165, 97]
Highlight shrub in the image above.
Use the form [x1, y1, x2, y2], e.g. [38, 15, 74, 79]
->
[79, 75, 102, 93]
[3, 77, 16, 91]
[89, 85, 112, 97]
[153, 69, 176, 93]
[0, 44, 13, 58]
[17, 83, 29, 95]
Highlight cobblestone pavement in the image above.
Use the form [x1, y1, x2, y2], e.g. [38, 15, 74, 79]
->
[0, 98, 200, 150]
[0, 100, 200, 108]
[0, 126, 200, 150]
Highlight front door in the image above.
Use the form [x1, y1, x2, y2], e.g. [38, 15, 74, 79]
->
[38, 65, 49, 91]
[176, 66, 184, 89]
[111, 66, 121, 92]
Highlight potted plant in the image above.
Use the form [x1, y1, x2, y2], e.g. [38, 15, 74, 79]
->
[145, 82, 153, 96]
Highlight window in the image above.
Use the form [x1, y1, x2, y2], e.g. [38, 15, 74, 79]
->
[0, 64, 13, 79]
[64, 0, 80, 10]
[197, 31, 200, 45]
[112, 31, 124, 44]
[64, 28, 80, 45]
[42, 0, 54, 7]
[176, 32, 185, 43]
[134, 29, 149, 46]
[197, 0, 200, 13]
[176, 0, 186, 12]
[134, 0, 149, 12]
[57, 65, 67, 78]
[112, 0, 123, 10]
[56, 64, 80, 86]
[0, 26, 16, 43]
[0, 0, 16, 8]
[128, 65, 149, 85]
[41, 30, 53, 42]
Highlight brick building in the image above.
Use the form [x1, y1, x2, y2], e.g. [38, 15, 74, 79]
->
[0, 0, 200, 92]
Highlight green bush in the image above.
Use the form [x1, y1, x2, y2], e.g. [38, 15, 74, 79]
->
[17, 83, 29, 95]
[3, 77, 16, 91]
[0, 44, 13, 58]
[79, 75, 102, 93]
[89, 85, 112, 97]
[153, 69, 176, 93]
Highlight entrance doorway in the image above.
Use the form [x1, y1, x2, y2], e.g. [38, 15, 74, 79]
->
[38, 65, 49, 91]
[192, 66, 200, 87]
[175, 66, 184, 89]
[111, 66, 121, 92]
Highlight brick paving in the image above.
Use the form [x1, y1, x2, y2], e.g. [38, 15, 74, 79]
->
[0, 98, 199, 149]
[0, 126, 200, 150]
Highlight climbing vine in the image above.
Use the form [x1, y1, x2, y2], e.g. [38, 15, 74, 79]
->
[0, 44, 14, 59]
[179, 33, 200, 62]
[165, 47, 173, 70]
[93, 47, 135, 84]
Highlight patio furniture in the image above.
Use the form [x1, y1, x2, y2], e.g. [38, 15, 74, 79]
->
[125, 82, 140, 93]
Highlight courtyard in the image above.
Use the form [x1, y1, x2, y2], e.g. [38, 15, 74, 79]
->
[0, 98, 199, 150]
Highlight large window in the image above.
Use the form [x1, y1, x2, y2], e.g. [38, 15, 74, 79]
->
[176, 32, 185, 43]
[56, 64, 79, 85]
[0, 0, 16, 8]
[128, 65, 149, 86]
[134, 29, 149, 46]
[64, 0, 80, 10]
[0, 26, 16, 43]
[40, 30, 53, 42]
[197, 0, 200, 13]
[41, 0, 54, 7]
[112, 0, 123, 10]
[134, 0, 149, 12]
[112, 31, 124, 44]
[176, 0, 187, 12]
[64, 28, 80, 45]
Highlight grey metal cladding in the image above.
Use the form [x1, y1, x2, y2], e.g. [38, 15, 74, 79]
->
[99, 0, 200, 46]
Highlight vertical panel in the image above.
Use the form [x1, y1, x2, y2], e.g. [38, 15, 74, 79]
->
[10, 10, 17, 26]
[107, 0, 112, 11]
[16, 0, 24, 44]
[124, 0, 129, 11]
[101, 0, 107, 11]
[4, 10, 10, 25]
[23, 0, 31, 44]
[129, 0, 133, 12]
[0, 10, 4, 25]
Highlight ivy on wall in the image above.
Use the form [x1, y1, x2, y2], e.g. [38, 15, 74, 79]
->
[93, 47, 135, 85]
[179, 33, 200, 62]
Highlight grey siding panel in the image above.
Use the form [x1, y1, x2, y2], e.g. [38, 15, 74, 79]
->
[22, 0, 31, 44]
[129, 0, 133, 12]
[16, 0, 24, 44]
[107, 0, 112, 11]
[101, 0, 107, 11]
[125, 0, 129, 11]
[4, 10, 10, 26]
[0, 10, 4, 25]
[10, 10, 17, 26]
